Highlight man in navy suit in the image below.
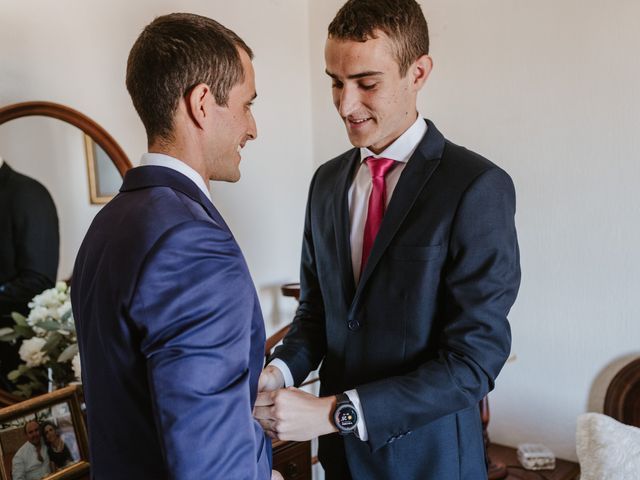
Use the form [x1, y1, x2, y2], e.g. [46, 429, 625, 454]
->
[255, 1, 520, 479]
[72, 13, 276, 479]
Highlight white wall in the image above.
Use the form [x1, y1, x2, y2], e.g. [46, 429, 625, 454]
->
[309, 0, 640, 461]
[0, 0, 313, 333]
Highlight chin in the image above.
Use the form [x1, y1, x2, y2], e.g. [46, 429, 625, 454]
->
[346, 132, 370, 148]
[226, 171, 241, 183]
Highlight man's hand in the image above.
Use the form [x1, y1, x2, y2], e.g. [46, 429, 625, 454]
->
[271, 469, 284, 480]
[258, 365, 285, 393]
[254, 387, 338, 441]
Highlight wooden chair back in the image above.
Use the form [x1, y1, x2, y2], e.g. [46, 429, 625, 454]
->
[603, 357, 640, 427]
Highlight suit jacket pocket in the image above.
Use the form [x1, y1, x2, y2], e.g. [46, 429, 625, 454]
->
[389, 244, 443, 262]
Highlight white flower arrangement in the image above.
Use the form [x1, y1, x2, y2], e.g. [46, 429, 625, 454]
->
[0, 281, 81, 397]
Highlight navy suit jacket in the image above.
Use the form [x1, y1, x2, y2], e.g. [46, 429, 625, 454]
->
[272, 120, 521, 479]
[72, 166, 271, 479]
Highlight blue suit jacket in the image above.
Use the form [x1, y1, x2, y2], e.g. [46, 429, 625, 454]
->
[72, 166, 271, 479]
[272, 120, 521, 479]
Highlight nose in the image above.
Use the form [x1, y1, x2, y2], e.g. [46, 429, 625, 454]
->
[247, 110, 257, 141]
[337, 84, 359, 118]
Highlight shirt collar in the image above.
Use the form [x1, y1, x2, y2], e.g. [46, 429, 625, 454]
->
[359, 115, 427, 164]
[140, 153, 211, 201]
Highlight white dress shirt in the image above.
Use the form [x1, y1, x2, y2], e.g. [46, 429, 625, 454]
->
[140, 152, 212, 202]
[271, 115, 428, 442]
[11, 441, 50, 480]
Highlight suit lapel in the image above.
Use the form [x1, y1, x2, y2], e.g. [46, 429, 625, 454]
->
[352, 120, 446, 307]
[332, 149, 360, 303]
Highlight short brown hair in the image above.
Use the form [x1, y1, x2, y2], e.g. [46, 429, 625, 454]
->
[328, 0, 429, 76]
[126, 13, 253, 144]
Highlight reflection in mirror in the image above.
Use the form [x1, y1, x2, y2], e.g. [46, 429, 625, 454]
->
[83, 135, 121, 204]
[0, 117, 114, 280]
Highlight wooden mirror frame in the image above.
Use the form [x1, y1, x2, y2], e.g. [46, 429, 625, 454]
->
[0, 101, 132, 175]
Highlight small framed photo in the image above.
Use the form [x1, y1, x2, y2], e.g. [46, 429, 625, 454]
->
[84, 134, 121, 204]
[0, 385, 89, 480]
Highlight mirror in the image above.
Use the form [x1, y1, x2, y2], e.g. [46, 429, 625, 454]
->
[0, 101, 132, 280]
[0, 102, 131, 398]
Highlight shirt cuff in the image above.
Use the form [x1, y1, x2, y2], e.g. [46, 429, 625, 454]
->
[268, 359, 294, 388]
[344, 389, 368, 442]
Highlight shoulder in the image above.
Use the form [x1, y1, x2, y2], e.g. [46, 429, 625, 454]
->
[439, 139, 514, 193]
[306, 148, 358, 199]
[100, 186, 226, 244]
[8, 170, 54, 205]
[13, 441, 30, 458]
[316, 148, 358, 178]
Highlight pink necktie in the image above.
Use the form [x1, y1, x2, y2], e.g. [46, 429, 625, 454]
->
[360, 157, 397, 272]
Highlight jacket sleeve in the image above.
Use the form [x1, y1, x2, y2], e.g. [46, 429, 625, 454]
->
[130, 220, 269, 480]
[270, 170, 328, 385]
[356, 167, 520, 451]
[0, 181, 59, 314]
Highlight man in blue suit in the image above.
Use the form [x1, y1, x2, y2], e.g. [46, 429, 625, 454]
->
[72, 13, 275, 479]
[255, 1, 520, 479]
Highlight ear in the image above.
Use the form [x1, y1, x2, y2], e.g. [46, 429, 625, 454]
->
[184, 83, 211, 130]
[410, 54, 433, 91]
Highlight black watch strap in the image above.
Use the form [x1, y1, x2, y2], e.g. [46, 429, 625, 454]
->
[334, 393, 358, 436]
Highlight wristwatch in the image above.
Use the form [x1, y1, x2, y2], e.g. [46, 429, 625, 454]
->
[333, 393, 358, 436]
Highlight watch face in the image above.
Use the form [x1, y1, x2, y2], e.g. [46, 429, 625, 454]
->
[335, 405, 358, 432]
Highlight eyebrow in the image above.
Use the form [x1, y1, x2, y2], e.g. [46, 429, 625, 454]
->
[325, 69, 384, 80]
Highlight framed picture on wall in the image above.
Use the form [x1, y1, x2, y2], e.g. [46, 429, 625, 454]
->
[0, 385, 89, 480]
[84, 134, 121, 204]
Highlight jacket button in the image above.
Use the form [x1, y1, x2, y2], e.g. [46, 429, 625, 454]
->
[348, 320, 360, 331]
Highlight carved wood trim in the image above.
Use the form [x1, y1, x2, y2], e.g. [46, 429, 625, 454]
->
[603, 356, 640, 427]
[0, 101, 132, 175]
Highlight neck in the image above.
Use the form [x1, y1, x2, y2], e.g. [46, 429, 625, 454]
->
[148, 137, 209, 186]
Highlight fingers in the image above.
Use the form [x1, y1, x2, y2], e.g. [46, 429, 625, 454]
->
[257, 370, 272, 393]
[255, 391, 276, 407]
[272, 469, 284, 480]
[253, 405, 273, 420]
[258, 366, 285, 393]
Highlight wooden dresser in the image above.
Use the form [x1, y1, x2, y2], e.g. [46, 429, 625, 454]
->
[272, 439, 312, 480]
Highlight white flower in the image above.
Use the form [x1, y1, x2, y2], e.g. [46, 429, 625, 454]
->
[26, 306, 49, 326]
[72, 353, 82, 381]
[56, 300, 71, 320]
[18, 337, 50, 368]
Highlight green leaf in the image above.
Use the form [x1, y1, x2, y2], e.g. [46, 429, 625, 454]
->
[14, 325, 35, 339]
[36, 320, 61, 331]
[43, 332, 63, 353]
[0, 333, 19, 343]
[11, 312, 28, 326]
[60, 309, 72, 324]
[0, 327, 14, 337]
[16, 384, 32, 397]
[57, 343, 79, 363]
